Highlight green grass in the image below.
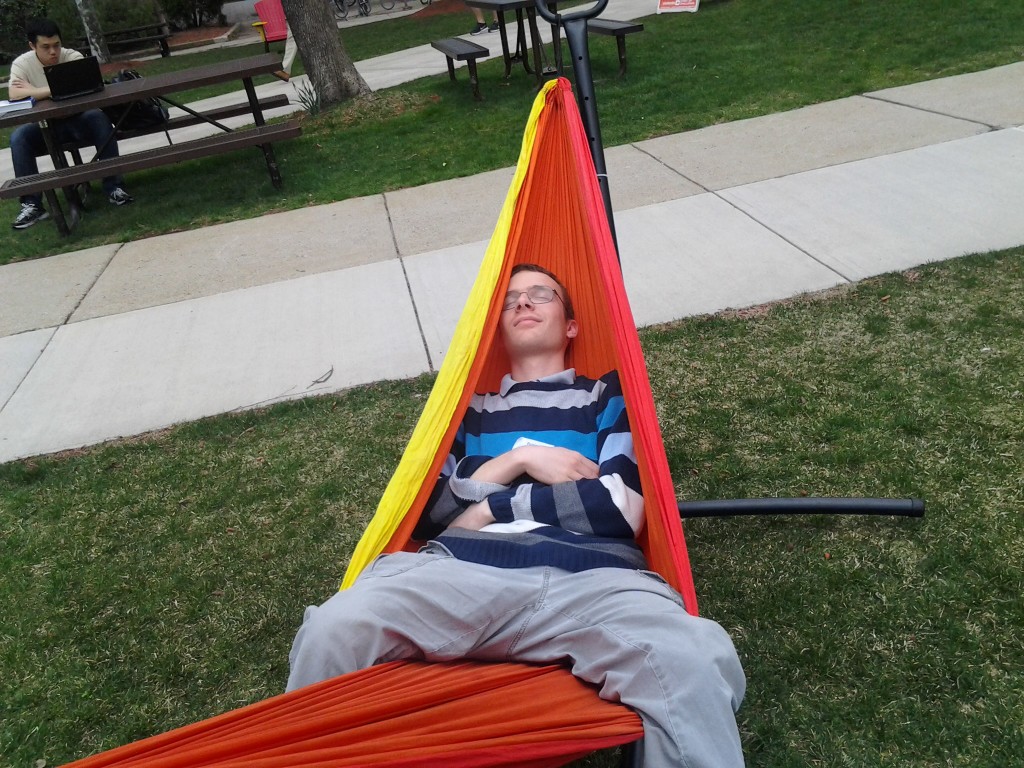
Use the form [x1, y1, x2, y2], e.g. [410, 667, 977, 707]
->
[3, 0, 1024, 263]
[2, 249, 1023, 767]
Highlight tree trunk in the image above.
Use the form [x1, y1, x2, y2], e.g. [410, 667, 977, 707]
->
[281, 0, 372, 107]
[74, 0, 109, 63]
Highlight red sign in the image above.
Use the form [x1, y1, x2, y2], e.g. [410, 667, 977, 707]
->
[657, 0, 699, 13]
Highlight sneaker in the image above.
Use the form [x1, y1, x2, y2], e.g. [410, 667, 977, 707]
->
[109, 187, 134, 206]
[487, 21, 501, 32]
[469, 22, 487, 35]
[12, 202, 49, 230]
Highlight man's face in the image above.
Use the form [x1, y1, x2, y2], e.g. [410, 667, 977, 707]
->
[30, 35, 63, 67]
[499, 270, 578, 358]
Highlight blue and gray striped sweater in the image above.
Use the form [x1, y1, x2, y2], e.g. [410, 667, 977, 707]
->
[417, 369, 647, 572]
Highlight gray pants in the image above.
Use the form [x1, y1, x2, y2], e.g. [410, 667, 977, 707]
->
[287, 549, 745, 767]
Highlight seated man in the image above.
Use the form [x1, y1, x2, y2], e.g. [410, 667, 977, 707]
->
[287, 264, 746, 767]
[7, 18, 133, 230]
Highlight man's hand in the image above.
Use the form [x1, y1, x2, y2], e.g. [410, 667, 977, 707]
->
[467, 445, 599, 487]
[515, 445, 599, 485]
[447, 500, 495, 531]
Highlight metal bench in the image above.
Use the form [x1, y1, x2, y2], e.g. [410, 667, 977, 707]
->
[587, 18, 644, 77]
[432, 38, 489, 101]
[1, 121, 302, 234]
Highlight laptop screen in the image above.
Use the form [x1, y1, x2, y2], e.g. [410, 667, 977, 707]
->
[44, 56, 105, 101]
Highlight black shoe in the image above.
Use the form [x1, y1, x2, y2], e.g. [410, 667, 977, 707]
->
[109, 187, 134, 206]
[12, 202, 49, 230]
[469, 22, 487, 35]
[487, 21, 500, 32]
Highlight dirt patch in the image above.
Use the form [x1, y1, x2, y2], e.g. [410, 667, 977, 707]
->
[169, 26, 235, 46]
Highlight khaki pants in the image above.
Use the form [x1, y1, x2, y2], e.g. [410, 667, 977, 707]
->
[287, 549, 745, 768]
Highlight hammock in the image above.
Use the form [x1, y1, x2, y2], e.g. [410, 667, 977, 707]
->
[63, 78, 697, 768]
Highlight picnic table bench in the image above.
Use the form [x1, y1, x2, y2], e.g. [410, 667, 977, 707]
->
[76, 23, 172, 59]
[588, 18, 643, 77]
[62, 94, 291, 163]
[432, 38, 489, 101]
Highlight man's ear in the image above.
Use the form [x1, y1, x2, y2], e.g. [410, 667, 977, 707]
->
[566, 319, 579, 339]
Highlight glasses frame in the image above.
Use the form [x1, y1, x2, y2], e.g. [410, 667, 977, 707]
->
[501, 285, 565, 311]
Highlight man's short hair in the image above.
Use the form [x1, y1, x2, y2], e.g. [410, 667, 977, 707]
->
[26, 18, 62, 44]
[511, 263, 575, 320]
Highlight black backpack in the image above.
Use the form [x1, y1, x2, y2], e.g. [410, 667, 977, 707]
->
[103, 69, 170, 132]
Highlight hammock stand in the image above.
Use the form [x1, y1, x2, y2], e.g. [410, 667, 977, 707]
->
[539, 0, 925, 527]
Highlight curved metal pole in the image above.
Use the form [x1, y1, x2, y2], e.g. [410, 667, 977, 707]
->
[536, 0, 618, 255]
[679, 497, 925, 519]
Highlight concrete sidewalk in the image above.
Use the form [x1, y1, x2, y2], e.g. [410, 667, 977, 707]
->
[1, 42, 1022, 462]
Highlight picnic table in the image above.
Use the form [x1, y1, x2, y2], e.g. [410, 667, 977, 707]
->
[0, 53, 300, 236]
[463, 0, 557, 86]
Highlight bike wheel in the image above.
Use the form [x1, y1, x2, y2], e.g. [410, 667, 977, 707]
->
[420, 0, 431, 5]
[357, 0, 371, 15]
[331, 0, 348, 19]
[380, 0, 396, 9]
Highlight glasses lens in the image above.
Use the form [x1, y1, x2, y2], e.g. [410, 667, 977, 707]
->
[528, 286, 555, 304]
[503, 285, 556, 310]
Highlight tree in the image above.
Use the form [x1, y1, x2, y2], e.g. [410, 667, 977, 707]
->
[73, 0, 109, 62]
[281, 0, 372, 108]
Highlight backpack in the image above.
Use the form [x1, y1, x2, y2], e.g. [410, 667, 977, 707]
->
[103, 69, 170, 132]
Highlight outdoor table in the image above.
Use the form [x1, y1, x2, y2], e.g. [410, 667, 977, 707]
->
[0, 53, 294, 235]
[463, 0, 565, 86]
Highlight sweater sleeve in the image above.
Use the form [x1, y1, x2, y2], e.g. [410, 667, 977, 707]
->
[414, 426, 511, 539]
[485, 372, 644, 539]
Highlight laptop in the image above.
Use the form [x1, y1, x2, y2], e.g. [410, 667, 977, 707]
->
[44, 56, 105, 101]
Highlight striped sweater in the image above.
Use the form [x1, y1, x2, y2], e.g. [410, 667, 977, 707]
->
[416, 369, 647, 572]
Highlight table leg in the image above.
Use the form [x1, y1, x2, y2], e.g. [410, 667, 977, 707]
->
[243, 76, 283, 188]
[40, 119, 83, 234]
[516, 8, 533, 75]
[525, 7, 551, 85]
[496, 11, 514, 78]
[42, 188, 71, 236]
[547, 1, 564, 72]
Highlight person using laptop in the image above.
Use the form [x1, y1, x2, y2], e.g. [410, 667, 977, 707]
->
[7, 18, 133, 230]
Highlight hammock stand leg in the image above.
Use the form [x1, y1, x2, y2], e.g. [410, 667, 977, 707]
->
[679, 497, 926, 518]
[536, 0, 618, 253]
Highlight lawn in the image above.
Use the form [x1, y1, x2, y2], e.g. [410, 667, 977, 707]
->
[2, 248, 1022, 767]
[2, 0, 1024, 263]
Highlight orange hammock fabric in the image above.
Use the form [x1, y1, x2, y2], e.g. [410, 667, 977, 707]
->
[63, 78, 695, 768]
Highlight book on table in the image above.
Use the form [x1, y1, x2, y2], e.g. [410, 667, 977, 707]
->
[0, 98, 34, 116]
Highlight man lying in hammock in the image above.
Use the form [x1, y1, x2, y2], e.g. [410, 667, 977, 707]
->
[287, 264, 746, 767]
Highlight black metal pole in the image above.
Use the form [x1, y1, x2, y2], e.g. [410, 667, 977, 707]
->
[536, 0, 618, 254]
[679, 497, 925, 519]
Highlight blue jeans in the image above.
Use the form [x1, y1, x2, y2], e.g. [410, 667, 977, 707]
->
[10, 108, 124, 206]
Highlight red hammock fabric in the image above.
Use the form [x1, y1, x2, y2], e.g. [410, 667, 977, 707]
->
[61, 79, 695, 768]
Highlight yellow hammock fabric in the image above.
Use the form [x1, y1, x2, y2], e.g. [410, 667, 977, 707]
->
[63, 78, 696, 768]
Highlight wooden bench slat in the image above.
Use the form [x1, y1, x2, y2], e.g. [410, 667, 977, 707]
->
[1, 121, 302, 199]
[57, 96, 291, 148]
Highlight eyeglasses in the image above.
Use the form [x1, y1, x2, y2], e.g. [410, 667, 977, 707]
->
[502, 285, 564, 311]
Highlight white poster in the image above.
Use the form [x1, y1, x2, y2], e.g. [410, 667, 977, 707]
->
[657, 0, 699, 13]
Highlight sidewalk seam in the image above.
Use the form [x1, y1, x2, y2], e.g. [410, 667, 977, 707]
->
[630, 143, 854, 283]
[383, 192, 435, 374]
[0, 243, 125, 418]
[64, 243, 125, 326]
[0, 328, 57, 416]
[860, 93, 1001, 131]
